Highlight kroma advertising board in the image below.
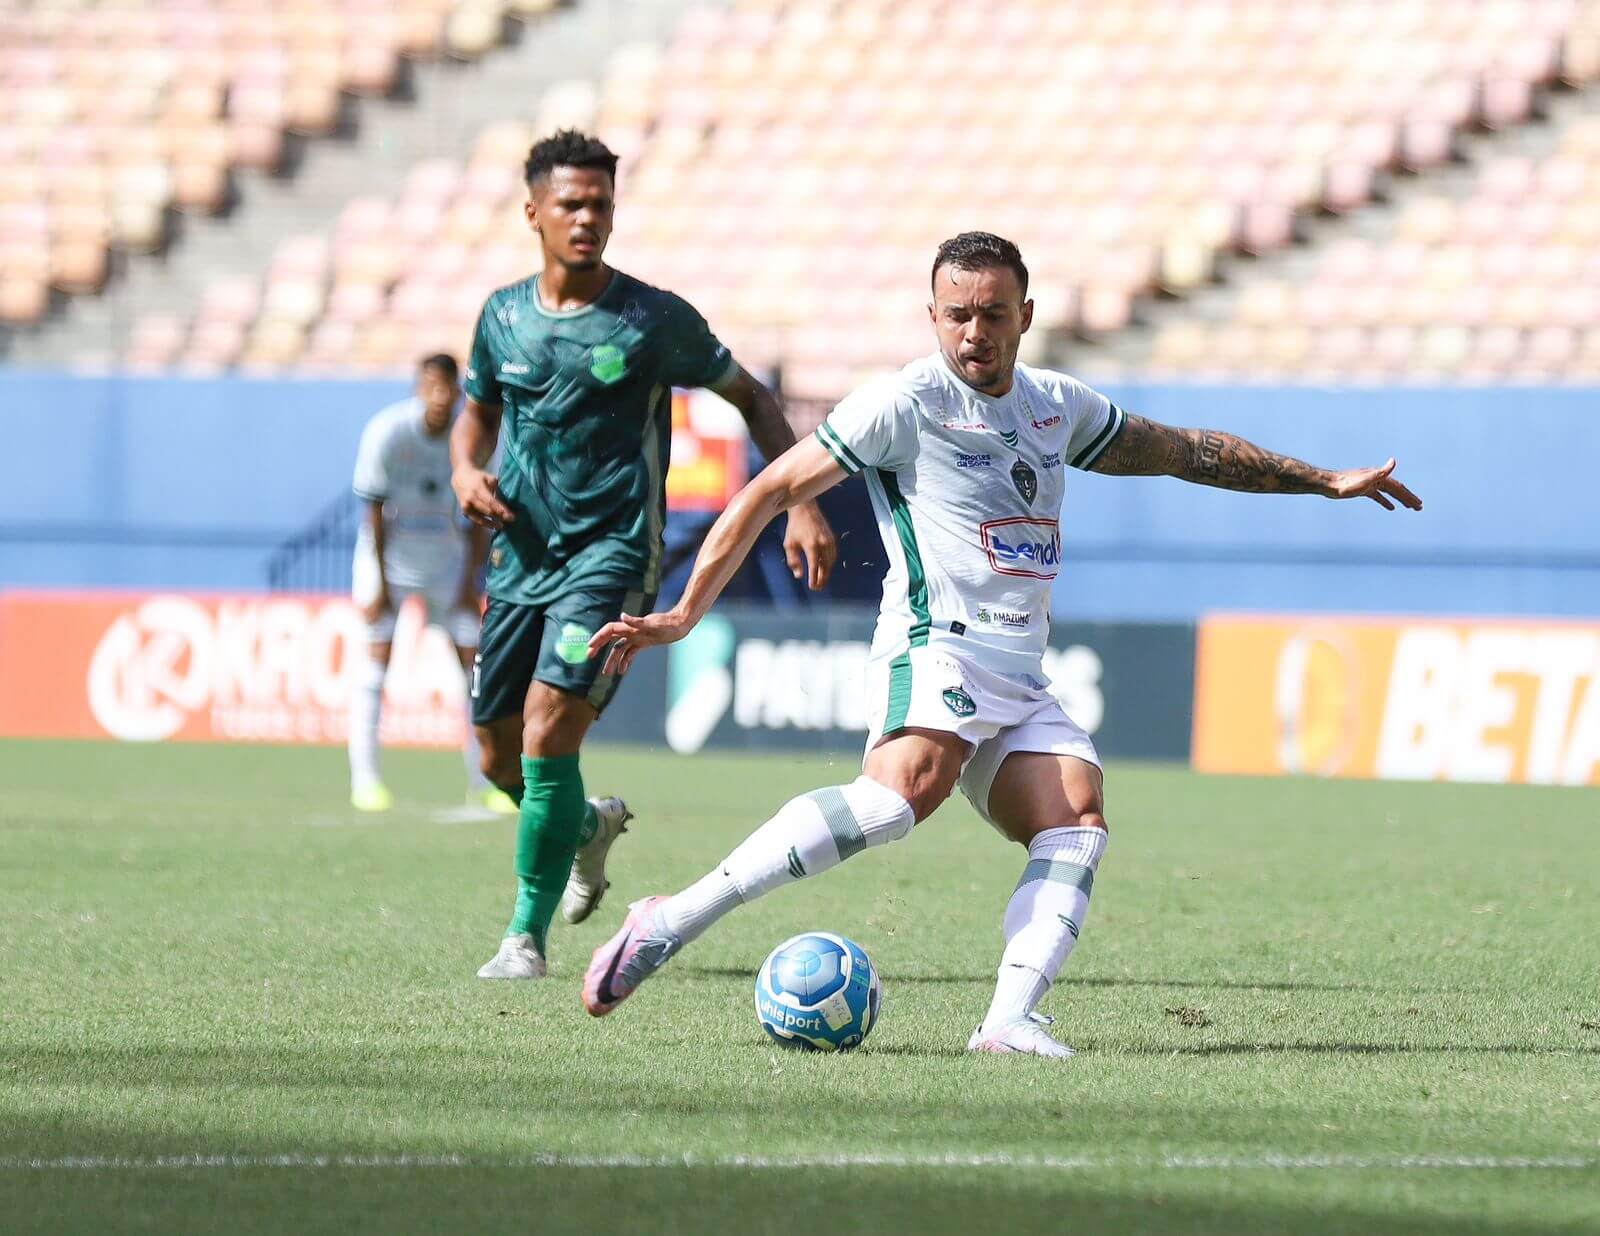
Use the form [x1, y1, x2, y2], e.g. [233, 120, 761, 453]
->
[0, 592, 1194, 763]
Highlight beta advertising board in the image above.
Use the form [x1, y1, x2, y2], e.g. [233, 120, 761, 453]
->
[1193, 615, 1600, 786]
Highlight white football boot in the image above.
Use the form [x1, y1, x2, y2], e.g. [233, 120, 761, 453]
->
[967, 1012, 1076, 1059]
[560, 796, 633, 925]
[476, 932, 546, 980]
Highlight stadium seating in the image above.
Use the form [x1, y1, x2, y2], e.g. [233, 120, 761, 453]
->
[140, 0, 1596, 386]
[12, 0, 1600, 385]
[1146, 110, 1600, 380]
[0, 0, 558, 329]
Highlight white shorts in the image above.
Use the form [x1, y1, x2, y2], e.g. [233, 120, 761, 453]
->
[863, 644, 1101, 829]
[352, 545, 479, 647]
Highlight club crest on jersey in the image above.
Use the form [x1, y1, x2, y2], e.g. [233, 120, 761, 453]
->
[942, 686, 977, 718]
[1010, 458, 1038, 504]
[981, 517, 1062, 580]
[590, 344, 627, 384]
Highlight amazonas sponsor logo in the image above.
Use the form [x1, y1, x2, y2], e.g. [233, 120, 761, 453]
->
[981, 517, 1062, 579]
[976, 604, 1030, 629]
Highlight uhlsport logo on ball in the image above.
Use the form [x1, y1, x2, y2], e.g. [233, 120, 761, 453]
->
[754, 932, 881, 1052]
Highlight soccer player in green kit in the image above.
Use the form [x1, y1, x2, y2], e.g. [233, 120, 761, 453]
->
[451, 131, 838, 980]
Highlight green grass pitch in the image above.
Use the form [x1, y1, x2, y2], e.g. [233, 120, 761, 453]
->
[2, 738, 1597, 1234]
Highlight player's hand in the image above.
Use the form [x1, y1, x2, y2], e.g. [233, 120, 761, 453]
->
[452, 466, 514, 530]
[1326, 458, 1423, 511]
[783, 501, 838, 590]
[362, 584, 392, 625]
[587, 609, 693, 677]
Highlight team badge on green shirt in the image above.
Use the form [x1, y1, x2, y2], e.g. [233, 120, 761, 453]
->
[590, 344, 627, 384]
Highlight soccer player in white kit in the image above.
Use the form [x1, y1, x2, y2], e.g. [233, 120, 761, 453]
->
[348, 354, 511, 815]
[579, 233, 1421, 1055]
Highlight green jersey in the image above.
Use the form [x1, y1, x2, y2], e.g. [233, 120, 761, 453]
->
[464, 270, 736, 605]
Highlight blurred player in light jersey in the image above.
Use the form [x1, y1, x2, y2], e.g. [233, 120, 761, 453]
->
[349, 353, 511, 816]
[581, 232, 1422, 1056]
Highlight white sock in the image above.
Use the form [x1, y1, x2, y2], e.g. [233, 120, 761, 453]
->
[662, 776, 915, 944]
[461, 684, 488, 792]
[348, 658, 386, 791]
[980, 825, 1108, 1034]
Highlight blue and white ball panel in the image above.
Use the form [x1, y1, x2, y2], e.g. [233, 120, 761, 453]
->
[754, 932, 882, 1052]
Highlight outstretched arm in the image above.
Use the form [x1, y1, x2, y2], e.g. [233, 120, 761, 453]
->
[588, 436, 847, 674]
[712, 365, 838, 588]
[1091, 413, 1422, 510]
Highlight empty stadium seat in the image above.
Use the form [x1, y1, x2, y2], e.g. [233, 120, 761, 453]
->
[11, 0, 1576, 384]
[1, 0, 558, 329]
[1150, 91, 1600, 381]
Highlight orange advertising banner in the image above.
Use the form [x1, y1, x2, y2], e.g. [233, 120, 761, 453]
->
[0, 590, 468, 747]
[1193, 615, 1600, 786]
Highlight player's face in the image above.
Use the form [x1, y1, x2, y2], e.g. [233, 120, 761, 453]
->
[928, 265, 1033, 396]
[416, 366, 457, 431]
[526, 166, 615, 271]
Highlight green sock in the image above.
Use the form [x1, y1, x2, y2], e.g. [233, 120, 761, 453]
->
[506, 754, 591, 949]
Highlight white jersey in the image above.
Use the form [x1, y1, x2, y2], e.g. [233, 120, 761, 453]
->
[815, 353, 1126, 676]
[351, 398, 467, 590]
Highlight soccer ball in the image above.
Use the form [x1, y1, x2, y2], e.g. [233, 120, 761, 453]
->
[754, 931, 882, 1052]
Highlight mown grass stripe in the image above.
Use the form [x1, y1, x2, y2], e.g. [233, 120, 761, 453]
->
[6, 1153, 1596, 1172]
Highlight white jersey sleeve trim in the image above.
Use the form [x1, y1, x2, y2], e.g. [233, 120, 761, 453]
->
[1069, 402, 1127, 471]
[815, 422, 865, 474]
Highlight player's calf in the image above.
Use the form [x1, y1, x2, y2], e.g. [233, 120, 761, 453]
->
[975, 820, 1108, 1046]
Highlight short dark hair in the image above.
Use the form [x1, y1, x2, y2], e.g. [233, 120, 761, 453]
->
[524, 129, 618, 188]
[419, 353, 458, 382]
[932, 231, 1029, 298]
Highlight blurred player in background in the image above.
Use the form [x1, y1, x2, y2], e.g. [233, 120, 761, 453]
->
[582, 232, 1421, 1056]
[349, 354, 512, 815]
[451, 131, 837, 980]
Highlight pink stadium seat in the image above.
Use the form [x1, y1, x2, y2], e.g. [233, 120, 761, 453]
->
[0, 276, 49, 325]
[2, 0, 1568, 380]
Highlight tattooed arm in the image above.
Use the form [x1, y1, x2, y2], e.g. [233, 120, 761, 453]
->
[1090, 413, 1423, 511]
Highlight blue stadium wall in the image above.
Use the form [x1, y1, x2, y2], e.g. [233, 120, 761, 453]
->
[2, 371, 1596, 620]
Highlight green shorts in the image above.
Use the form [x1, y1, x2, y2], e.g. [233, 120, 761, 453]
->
[469, 586, 655, 725]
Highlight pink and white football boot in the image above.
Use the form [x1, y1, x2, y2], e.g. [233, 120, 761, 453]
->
[582, 896, 681, 1017]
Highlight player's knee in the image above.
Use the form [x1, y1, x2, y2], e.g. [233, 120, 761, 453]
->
[886, 768, 957, 824]
[521, 695, 589, 756]
[1078, 810, 1108, 835]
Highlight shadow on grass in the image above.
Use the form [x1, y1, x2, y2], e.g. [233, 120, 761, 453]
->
[683, 965, 1466, 995]
[0, 1159, 1586, 1236]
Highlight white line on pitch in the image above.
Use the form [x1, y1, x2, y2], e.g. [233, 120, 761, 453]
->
[3, 1153, 1596, 1172]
